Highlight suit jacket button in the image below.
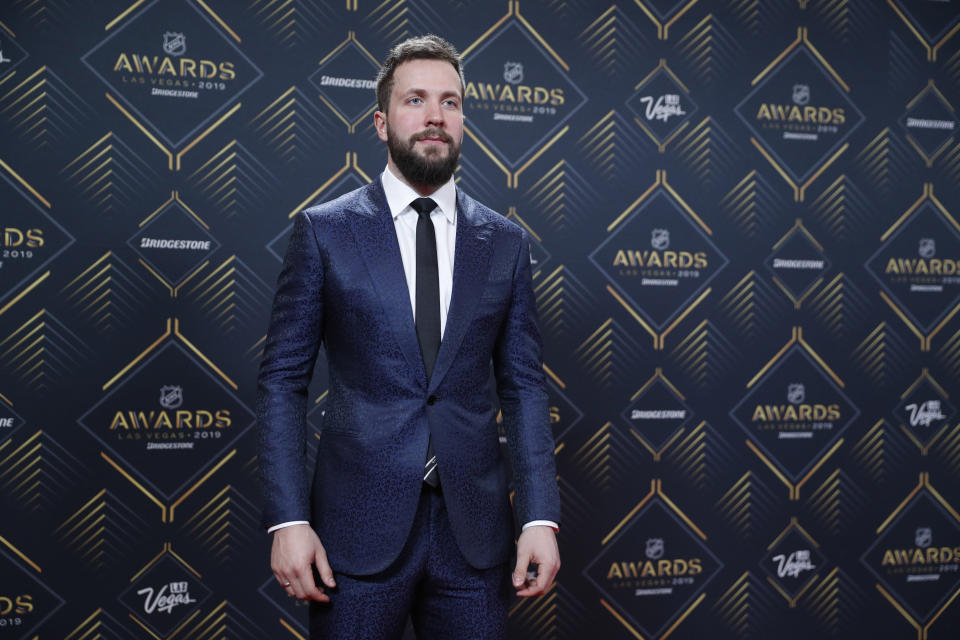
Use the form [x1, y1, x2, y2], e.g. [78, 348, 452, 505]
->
[427, 395, 438, 406]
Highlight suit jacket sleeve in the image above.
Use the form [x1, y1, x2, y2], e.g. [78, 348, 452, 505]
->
[257, 211, 324, 529]
[493, 231, 561, 527]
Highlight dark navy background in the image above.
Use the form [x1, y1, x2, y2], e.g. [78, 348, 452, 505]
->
[2, 1, 960, 638]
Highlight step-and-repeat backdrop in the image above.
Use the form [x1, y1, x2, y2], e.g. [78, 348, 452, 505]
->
[3, 1, 960, 638]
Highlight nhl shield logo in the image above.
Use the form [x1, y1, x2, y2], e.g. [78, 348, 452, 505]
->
[787, 383, 805, 405]
[651, 228, 670, 250]
[915, 527, 932, 549]
[645, 538, 665, 560]
[919, 238, 936, 259]
[159, 385, 183, 409]
[163, 32, 187, 57]
[503, 61, 523, 85]
[792, 84, 810, 106]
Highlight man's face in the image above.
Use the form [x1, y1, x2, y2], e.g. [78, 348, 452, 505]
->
[375, 58, 464, 189]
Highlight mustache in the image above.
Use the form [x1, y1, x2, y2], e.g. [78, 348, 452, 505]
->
[413, 128, 454, 144]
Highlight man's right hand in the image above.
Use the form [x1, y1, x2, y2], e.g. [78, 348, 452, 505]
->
[271, 524, 336, 602]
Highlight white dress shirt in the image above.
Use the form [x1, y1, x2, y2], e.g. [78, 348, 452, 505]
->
[268, 167, 556, 534]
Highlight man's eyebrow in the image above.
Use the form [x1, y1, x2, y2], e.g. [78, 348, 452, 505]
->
[403, 87, 461, 97]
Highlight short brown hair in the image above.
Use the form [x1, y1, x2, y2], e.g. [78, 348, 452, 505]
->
[375, 35, 465, 113]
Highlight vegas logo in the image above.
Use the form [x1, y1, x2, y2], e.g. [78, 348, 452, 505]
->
[762, 519, 825, 604]
[119, 547, 211, 637]
[772, 549, 815, 579]
[137, 581, 197, 615]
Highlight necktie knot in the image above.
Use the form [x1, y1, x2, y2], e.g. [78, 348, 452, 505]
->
[410, 197, 437, 218]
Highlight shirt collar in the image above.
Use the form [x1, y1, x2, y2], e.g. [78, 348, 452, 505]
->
[381, 166, 457, 224]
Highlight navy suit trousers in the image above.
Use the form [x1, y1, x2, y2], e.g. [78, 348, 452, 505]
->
[309, 486, 512, 639]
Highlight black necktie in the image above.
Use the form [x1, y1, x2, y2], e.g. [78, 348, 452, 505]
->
[411, 197, 440, 487]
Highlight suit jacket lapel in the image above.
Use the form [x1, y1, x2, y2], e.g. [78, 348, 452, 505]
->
[348, 182, 428, 389]
[428, 191, 493, 393]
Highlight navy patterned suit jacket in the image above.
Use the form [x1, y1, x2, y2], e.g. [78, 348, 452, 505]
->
[257, 179, 561, 575]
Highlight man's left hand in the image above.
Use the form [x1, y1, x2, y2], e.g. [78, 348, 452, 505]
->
[512, 526, 560, 596]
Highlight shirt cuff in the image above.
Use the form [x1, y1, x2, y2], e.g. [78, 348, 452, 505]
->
[267, 520, 310, 534]
[522, 520, 559, 532]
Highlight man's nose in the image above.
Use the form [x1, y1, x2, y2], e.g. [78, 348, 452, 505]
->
[424, 100, 443, 127]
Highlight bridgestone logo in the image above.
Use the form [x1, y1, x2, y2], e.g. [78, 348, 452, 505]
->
[635, 588, 673, 596]
[140, 237, 211, 250]
[907, 117, 954, 130]
[146, 442, 195, 450]
[319, 75, 376, 89]
[773, 259, 825, 269]
[906, 574, 940, 582]
[631, 410, 686, 420]
[151, 88, 199, 99]
[493, 113, 534, 122]
[783, 131, 818, 141]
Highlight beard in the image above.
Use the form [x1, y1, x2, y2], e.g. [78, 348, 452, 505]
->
[387, 125, 460, 188]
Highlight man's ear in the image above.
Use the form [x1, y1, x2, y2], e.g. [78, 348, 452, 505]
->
[374, 110, 388, 142]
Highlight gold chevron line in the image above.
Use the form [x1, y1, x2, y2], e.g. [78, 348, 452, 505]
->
[102, 452, 166, 522]
[173, 319, 237, 389]
[188, 256, 236, 298]
[103, 319, 171, 390]
[105, 92, 173, 169]
[877, 474, 928, 534]
[607, 171, 661, 231]
[876, 582, 921, 631]
[0, 534, 41, 572]
[602, 479, 656, 545]
[169, 450, 237, 521]
[62, 252, 111, 295]
[196, 0, 241, 42]
[105, 0, 147, 30]
[888, 0, 960, 61]
[185, 600, 228, 637]
[177, 102, 241, 170]
[581, 5, 617, 40]
[57, 489, 106, 535]
[599, 598, 644, 639]
[289, 155, 347, 217]
[0, 154, 50, 207]
[191, 139, 236, 180]
[0, 272, 50, 317]
[881, 183, 931, 241]
[64, 608, 102, 640]
[510, 125, 570, 188]
[633, 0, 699, 40]
[514, 2, 569, 70]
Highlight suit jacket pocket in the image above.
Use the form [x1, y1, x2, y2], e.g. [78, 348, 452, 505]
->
[320, 425, 361, 438]
[480, 278, 511, 302]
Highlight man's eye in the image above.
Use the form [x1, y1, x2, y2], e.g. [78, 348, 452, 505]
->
[409, 97, 423, 104]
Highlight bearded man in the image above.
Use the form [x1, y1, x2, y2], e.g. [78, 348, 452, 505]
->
[257, 34, 561, 639]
